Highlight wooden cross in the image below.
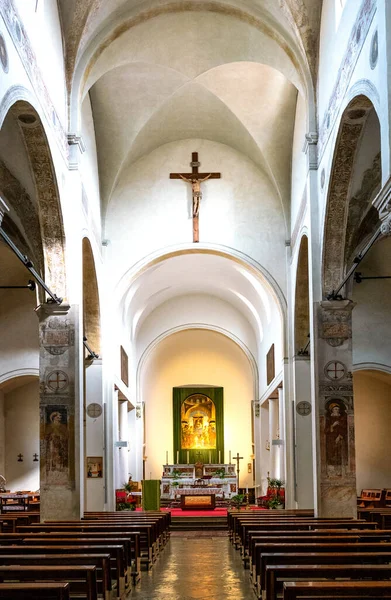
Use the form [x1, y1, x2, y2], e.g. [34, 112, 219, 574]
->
[234, 452, 243, 492]
[195, 451, 203, 462]
[33, 453, 39, 462]
[170, 152, 221, 243]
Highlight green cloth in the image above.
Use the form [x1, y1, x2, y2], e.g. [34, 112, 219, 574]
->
[142, 480, 160, 510]
[173, 386, 224, 464]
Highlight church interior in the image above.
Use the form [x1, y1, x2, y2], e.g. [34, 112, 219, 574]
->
[0, 0, 391, 597]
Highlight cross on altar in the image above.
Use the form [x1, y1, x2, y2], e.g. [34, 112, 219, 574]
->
[234, 452, 243, 491]
[170, 152, 221, 242]
[195, 451, 203, 462]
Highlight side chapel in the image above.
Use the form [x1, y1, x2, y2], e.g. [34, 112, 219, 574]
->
[0, 0, 390, 521]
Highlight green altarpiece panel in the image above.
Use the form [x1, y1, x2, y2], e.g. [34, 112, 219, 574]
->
[173, 387, 224, 464]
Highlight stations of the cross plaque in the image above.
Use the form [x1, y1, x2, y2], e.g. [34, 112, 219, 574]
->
[170, 152, 221, 243]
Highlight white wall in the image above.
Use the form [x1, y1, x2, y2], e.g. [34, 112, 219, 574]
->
[105, 139, 287, 294]
[353, 370, 391, 491]
[140, 329, 254, 488]
[4, 380, 39, 491]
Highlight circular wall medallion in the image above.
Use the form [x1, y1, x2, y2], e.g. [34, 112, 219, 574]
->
[46, 370, 69, 392]
[296, 401, 311, 416]
[320, 168, 325, 189]
[324, 360, 346, 381]
[0, 33, 9, 73]
[370, 29, 378, 70]
[86, 403, 102, 418]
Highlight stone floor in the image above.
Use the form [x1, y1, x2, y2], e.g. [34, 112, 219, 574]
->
[131, 534, 254, 599]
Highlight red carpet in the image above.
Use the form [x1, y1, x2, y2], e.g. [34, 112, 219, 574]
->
[166, 508, 227, 517]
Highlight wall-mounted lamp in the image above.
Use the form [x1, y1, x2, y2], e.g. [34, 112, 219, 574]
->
[33, 453, 39, 462]
[17, 454, 23, 462]
[265, 440, 270, 451]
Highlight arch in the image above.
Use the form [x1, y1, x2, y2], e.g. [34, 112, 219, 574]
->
[0, 369, 39, 390]
[1, 99, 67, 298]
[82, 237, 101, 356]
[294, 234, 310, 354]
[322, 95, 381, 297]
[136, 323, 259, 402]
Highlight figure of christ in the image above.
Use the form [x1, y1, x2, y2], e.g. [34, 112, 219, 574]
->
[178, 174, 212, 217]
[325, 402, 348, 476]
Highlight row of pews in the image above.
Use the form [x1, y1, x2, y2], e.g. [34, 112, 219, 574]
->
[0, 509, 170, 599]
[228, 508, 391, 599]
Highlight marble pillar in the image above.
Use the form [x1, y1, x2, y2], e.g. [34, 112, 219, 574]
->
[316, 300, 357, 518]
[269, 398, 278, 479]
[37, 303, 81, 520]
[118, 400, 129, 487]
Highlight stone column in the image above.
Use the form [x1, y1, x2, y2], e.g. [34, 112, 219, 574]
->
[316, 300, 356, 518]
[85, 359, 104, 512]
[269, 398, 278, 479]
[293, 356, 314, 508]
[277, 387, 285, 482]
[37, 303, 81, 520]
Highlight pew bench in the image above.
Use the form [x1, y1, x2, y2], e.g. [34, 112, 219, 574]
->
[282, 580, 391, 599]
[0, 554, 111, 600]
[265, 563, 391, 600]
[0, 565, 97, 600]
[0, 544, 125, 600]
[0, 582, 70, 599]
[257, 551, 391, 597]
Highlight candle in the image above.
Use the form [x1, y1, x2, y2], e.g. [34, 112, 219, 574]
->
[208, 450, 211, 464]
[246, 486, 248, 494]
[150, 472, 152, 479]
[176, 451, 179, 464]
[229, 450, 231, 464]
[166, 451, 168, 465]
[186, 451, 189, 464]
[218, 450, 221, 464]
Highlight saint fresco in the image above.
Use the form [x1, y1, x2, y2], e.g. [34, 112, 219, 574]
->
[181, 394, 216, 449]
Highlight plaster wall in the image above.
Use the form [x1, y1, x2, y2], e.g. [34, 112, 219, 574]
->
[290, 93, 307, 233]
[80, 97, 101, 232]
[0, 291, 39, 378]
[353, 370, 391, 491]
[106, 139, 287, 293]
[13, 0, 67, 124]
[135, 294, 258, 365]
[258, 300, 284, 395]
[4, 380, 39, 491]
[140, 329, 254, 487]
[0, 392, 4, 476]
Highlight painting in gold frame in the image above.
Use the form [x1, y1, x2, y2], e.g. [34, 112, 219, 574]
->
[180, 393, 216, 450]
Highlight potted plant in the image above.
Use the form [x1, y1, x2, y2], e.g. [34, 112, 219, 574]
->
[213, 467, 226, 479]
[266, 477, 285, 508]
[230, 493, 245, 510]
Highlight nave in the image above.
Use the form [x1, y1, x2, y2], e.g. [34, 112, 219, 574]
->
[132, 534, 252, 600]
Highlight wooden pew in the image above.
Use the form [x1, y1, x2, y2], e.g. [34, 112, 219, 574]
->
[17, 522, 154, 568]
[266, 563, 391, 600]
[0, 582, 70, 599]
[257, 551, 391, 598]
[0, 544, 125, 600]
[283, 580, 391, 599]
[248, 529, 391, 576]
[0, 565, 97, 600]
[0, 554, 111, 600]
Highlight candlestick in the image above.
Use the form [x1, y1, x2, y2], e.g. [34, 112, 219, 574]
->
[208, 450, 211, 464]
[229, 450, 231, 464]
[186, 450, 189, 464]
[218, 450, 221, 464]
[176, 451, 179, 464]
[246, 486, 248, 494]
[166, 451, 168, 465]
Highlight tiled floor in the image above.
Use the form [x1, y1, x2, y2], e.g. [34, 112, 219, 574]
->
[131, 534, 253, 599]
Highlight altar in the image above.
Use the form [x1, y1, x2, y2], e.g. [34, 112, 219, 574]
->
[161, 463, 237, 501]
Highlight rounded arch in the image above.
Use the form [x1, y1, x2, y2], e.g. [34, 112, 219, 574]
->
[136, 323, 259, 402]
[0, 97, 67, 298]
[0, 369, 39, 390]
[82, 237, 101, 356]
[322, 94, 381, 297]
[294, 234, 310, 355]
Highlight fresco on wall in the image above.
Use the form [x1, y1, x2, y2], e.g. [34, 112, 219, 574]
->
[181, 394, 216, 449]
[325, 399, 348, 477]
[44, 405, 69, 485]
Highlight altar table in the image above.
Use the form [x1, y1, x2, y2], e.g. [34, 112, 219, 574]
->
[180, 493, 216, 510]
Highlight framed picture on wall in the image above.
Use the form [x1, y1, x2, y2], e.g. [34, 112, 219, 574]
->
[120, 346, 129, 387]
[86, 456, 103, 478]
[267, 344, 275, 385]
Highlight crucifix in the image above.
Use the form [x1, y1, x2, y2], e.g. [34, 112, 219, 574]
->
[234, 452, 243, 493]
[195, 451, 203, 463]
[170, 152, 221, 243]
